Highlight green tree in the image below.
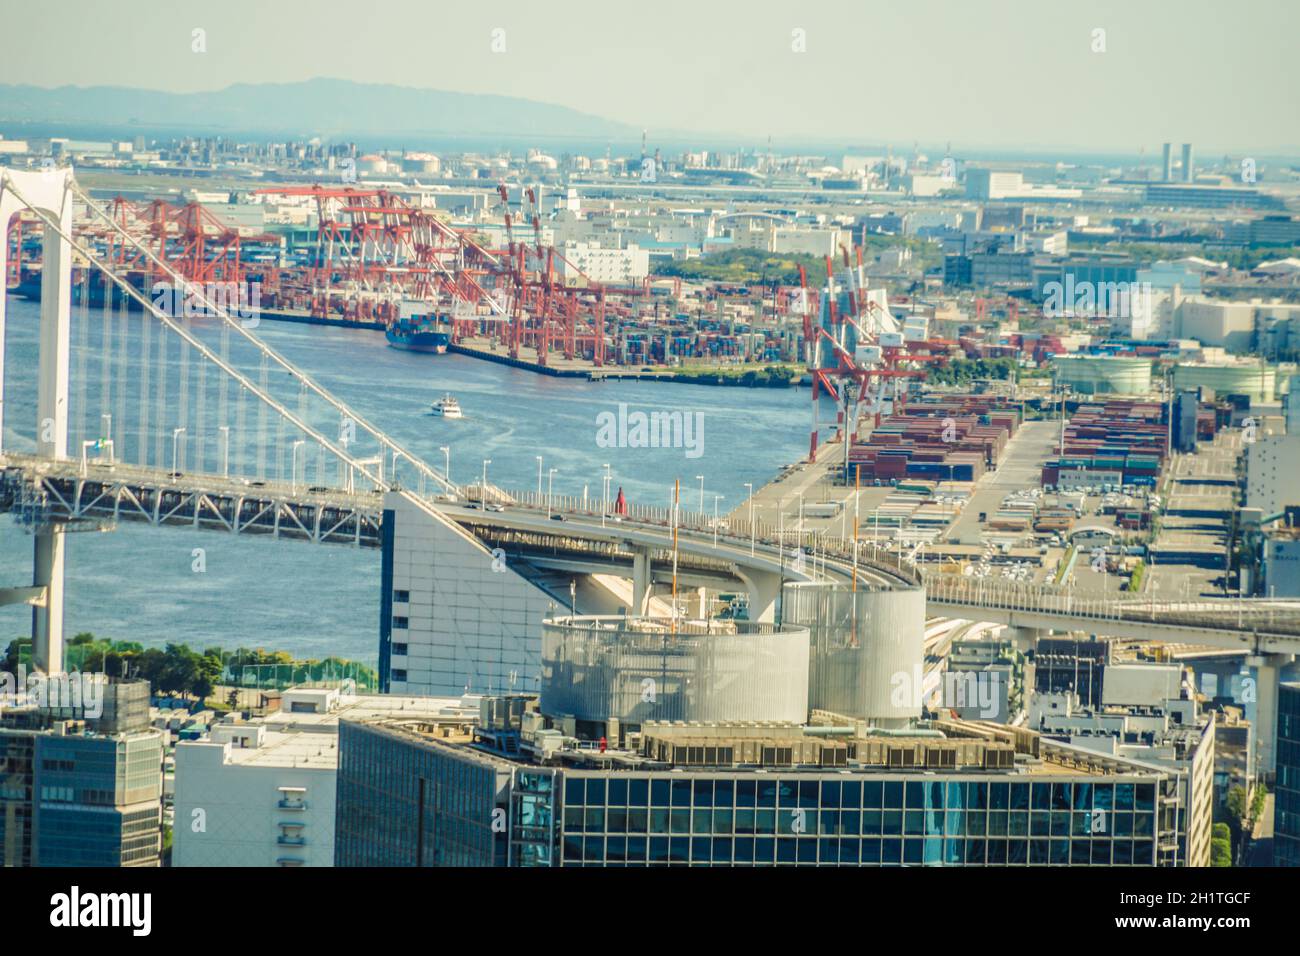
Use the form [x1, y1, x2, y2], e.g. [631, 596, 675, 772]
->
[193, 650, 222, 702]
[1226, 785, 1249, 826]
[2, 639, 23, 674]
[1210, 822, 1233, 867]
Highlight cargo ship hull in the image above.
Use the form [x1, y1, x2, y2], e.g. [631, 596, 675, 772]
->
[385, 326, 450, 353]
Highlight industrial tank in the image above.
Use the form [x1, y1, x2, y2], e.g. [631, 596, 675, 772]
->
[1052, 355, 1153, 396]
[540, 616, 810, 725]
[1173, 362, 1275, 403]
[782, 582, 926, 727]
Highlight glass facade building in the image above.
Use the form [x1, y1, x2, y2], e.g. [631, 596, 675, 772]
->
[334, 718, 1174, 868]
[0, 728, 37, 867]
[1277, 684, 1300, 866]
[32, 731, 163, 867]
[555, 772, 1159, 867]
[335, 720, 509, 867]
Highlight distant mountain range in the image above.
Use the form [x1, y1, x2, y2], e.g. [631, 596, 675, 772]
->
[0, 78, 638, 141]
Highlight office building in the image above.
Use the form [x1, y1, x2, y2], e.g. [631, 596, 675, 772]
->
[1224, 216, 1300, 247]
[1145, 183, 1283, 210]
[1212, 707, 1255, 807]
[1172, 389, 1200, 453]
[379, 490, 555, 698]
[0, 679, 163, 867]
[942, 638, 1022, 723]
[1278, 683, 1300, 865]
[1027, 661, 1216, 868]
[1161, 143, 1173, 182]
[557, 241, 650, 286]
[173, 687, 475, 867]
[1181, 143, 1194, 183]
[335, 704, 1195, 867]
[1033, 638, 1109, 708]
[1246, 434, 1300, 515]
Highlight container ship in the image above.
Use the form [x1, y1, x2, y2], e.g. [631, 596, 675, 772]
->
[385, 311, 452, 354]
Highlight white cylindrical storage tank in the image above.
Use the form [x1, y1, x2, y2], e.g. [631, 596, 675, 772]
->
[1052, 355, 1153, 396]
[540, 616, 809, 726]
[783, 582, 925, 727]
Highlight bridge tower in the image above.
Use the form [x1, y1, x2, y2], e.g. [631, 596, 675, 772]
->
[0, 167, 77, 675]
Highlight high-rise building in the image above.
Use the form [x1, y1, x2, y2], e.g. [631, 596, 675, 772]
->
[1181, 143, 1195, 183]
[1162, 143, 1173, 182]
[0, 679, 163, 867]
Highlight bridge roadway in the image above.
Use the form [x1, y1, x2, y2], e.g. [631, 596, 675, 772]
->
[8, 452, 1300, 654]
[0, 451, 914, 595]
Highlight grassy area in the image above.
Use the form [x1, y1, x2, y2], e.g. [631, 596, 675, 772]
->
[1054, 545, 1077, 584]
[669, 364, 802, 387]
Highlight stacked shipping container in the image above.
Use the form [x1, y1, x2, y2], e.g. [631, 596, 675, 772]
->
[847, 396, 1022, 484]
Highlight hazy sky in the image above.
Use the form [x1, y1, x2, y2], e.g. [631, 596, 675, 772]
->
[1, 0, 1296, 152]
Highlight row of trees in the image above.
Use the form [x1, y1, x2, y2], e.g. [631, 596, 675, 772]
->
[1212, 783, 1270, 866]
[925, 357, 1021, 387]
[653, 239, 942, 289]
[2, 635, 374, 704]
[671, 365, 800, 388]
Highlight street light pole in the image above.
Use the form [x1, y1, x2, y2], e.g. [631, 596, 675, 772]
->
[439, 446, 451, 485]
[218, 425, 230, 478]
[536, 456, 543, 501]
[171, 427, 186, 477]
[744, 482, 754, 556]
[291, 439, 305, 494]
[481, 459, 491, 504]
[696, 475, 705, 517]
[548, 467, 557, 516]
[712, 494, 724, 548]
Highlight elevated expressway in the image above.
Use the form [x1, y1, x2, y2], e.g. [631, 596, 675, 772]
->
[8, 450, 1300, 770]
[0, 452, 918, 624]
[9, 450, 1300, 650]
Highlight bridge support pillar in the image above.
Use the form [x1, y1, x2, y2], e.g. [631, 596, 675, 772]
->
[1247, 652, 1294, 777]
[738, 569, 782, 624]
[632, 547, 650, 616]
[1006, 625, 1046, 655]
[32, 529, 65, 675]
[1, 169, 75, 674]
[687, 586, 707, 619]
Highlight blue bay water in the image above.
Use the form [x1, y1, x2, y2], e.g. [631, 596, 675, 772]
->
[1, 296, 819, 663]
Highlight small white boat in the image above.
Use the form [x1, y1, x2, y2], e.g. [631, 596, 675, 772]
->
[431, 394, 463, 419]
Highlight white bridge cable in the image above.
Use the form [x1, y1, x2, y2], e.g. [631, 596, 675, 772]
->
[73, 269, 89, 454]
[138, 286, 152, 468]
[114, 290, 128, 461]
[69, 182, 457, 497]
[7, 179, 393, 491]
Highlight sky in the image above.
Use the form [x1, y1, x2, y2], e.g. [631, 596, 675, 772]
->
[1, 0, 1296, 153]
